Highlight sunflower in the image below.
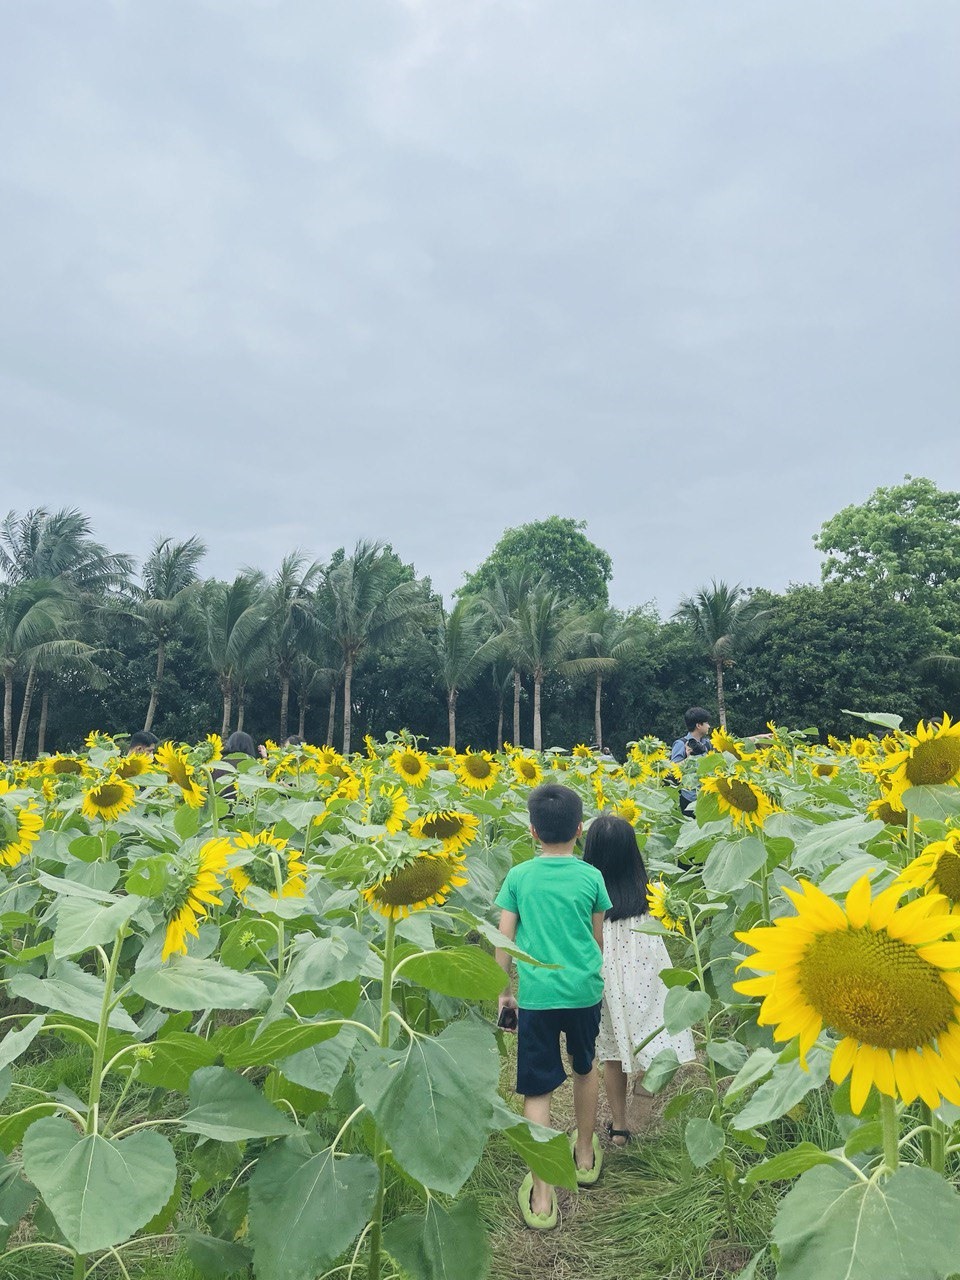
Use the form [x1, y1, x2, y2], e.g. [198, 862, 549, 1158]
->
[85, 731, 116, 751]
[435, 745, 457, 760]
[710, 727, 742, 758]
[115, 753, 151, 780]
[810, 759, 839, 779]
[867, 793, 909, 828]
[456, 749, 500, 792]
[229, 829, 307, 900]
[899, 832, 960, 915]
[0, 803, 44, 868]
[882, 714, 960, 803]
[647, 881, 686, 936]
[203, 733, 223, 763]
[312, 745, 346, 771]
[572, 744, 594, 760]
[156, 741, 206, 809]
[700, 771, 778, 831]
[333, 768, 361, 801]
[612, 796, 643, 825]
[364, 734, 380, 760]
[81, 775, 136, 823]
[848, 737, 876, 760]
[45, 754, 85, 777]
[511, 755, 543, 787]
[389, 746, 431, 786]
[162, 838, 230, 961]
[409, 808, 481, 855]
[735, 875, 960, 1113]
[362, 850, 469, 920]
[366, 784, 409, 835]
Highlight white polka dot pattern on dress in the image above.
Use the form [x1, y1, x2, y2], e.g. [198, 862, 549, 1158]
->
[595, 916, 696, 1072]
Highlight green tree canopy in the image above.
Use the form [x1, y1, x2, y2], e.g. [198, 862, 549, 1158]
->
[814, 476, 960, 608]
[461, 517, 612, 608]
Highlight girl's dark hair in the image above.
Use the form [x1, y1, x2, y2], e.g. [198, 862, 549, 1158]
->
[223, 731, 256, 757]
[583, 813, 649, 921]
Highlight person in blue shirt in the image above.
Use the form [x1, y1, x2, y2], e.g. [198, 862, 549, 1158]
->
[670, 706, 713, 815]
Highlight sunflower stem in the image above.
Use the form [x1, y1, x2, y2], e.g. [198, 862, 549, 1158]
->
[685, 903, 738, 1241]
[367, 915, 397, 1280]
[931, 1111, 946, 1175]
[920, 1102, 934, 1166]
[760, 872, 771, 925]
[86, 928, 126, 1136]
[906, 811, 916, 860]
[880, 1094, 900, 1174]
[269, 851, 287, 975]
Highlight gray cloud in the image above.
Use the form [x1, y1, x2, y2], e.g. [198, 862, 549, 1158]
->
[2, 0, 958, 612]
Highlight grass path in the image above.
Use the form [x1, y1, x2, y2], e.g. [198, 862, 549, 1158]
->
[468, 1061, 771, 1280]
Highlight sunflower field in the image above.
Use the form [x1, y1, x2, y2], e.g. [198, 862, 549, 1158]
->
[4, 715, 960, 1280]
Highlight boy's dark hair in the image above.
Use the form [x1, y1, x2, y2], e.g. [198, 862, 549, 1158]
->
[527, 784, 583, 845]
[224, 731, 256, 757]
[684, 707, 712, 731]
[128, 730, 159, 750]
[583, 813, 650, 921]
[283, 734, 305, 747]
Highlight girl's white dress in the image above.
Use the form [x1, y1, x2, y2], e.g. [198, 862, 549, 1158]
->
[596, 916, 696, 1072]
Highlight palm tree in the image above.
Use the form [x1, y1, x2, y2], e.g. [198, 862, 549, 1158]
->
[0, 580, 79, 761]
[582, 608, 645, 750]
[479, 566, 545, 747]
[435, 598, 494, 748]
[1, 507, 132, 755]
[198, 573, 272, 736]
[132, 536, 207, 732]
[321, 542, 431, 755]
[674, 580, 768, 728]
[508, 587, 600, 752]
[266, 552, 324, 742]
[487, 653, 514, 750]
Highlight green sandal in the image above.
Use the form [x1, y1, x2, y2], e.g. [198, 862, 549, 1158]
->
[569, 1131, 604, 1186]
[517, 1172, 558, 1230]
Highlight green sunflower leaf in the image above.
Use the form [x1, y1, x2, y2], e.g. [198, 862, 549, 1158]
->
[181, 1067, 300, 1142]
[663, 986, 710, 1034]
[53, 897, 139, 960]
[22, 1118, 177, 1255]
[702, 836, 768, 894]
[0, 1015, 44, 1072]
[742, 1141, 838, 1184]
[772, 1164, 960, 1279]
[356, 1020, 500, 1194]
[130, 957, 269, 1011]
[398, 946, 508, 1000]
[902, 786, 960, 822]
[489, 1098, 578, 1190]
[383, 1197, 490, 1280]
[247, 1136, 378, 1280]
[684, 1117, 724, 1168]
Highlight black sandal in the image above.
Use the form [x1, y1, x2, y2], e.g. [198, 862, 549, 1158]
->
[606, 1123, 632, 1145]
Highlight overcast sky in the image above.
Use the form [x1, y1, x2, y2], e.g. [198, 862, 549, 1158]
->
[2, 0, 958, 614]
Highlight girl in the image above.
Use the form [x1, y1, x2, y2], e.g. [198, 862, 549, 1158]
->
[583, 812, 695, 1144]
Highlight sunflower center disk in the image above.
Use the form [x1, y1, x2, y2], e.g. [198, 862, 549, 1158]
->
[421, 814, 462, 840]
[932, 852, 960, 903]
[93, 783, 126, 807]
[374, 859, 452, 906]
[718, 779, 760, 813]
[798, 927, 955, 1049]
[905, 738, 960, 786]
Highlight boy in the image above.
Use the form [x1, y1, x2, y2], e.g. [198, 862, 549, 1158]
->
[670, 707, 713, 815]
[494, 783, 612, 1230]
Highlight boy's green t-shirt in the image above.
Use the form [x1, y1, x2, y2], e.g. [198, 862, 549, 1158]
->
[495, 855, 612, 1010]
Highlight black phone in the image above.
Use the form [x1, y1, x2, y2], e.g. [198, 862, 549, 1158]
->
[497, 1006, 518, 1031]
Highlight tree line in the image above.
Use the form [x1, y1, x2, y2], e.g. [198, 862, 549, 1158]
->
[2, 482, 958, 761]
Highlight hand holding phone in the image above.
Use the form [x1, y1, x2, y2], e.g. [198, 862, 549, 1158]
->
[497, 1003, 518, 1032]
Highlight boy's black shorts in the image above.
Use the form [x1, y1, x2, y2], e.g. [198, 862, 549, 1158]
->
[516, 1003, 602, 1097]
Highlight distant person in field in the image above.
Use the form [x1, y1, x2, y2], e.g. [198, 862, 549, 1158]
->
[127, 730, 158, 757]
[212, 731, 258, 802]
[495, 784, 611, 1230]
[670, 706, 713, 816]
